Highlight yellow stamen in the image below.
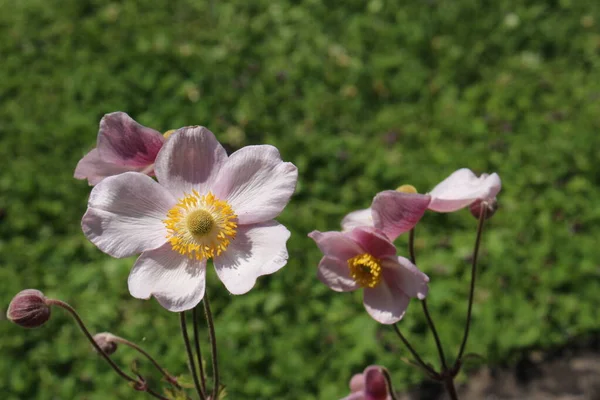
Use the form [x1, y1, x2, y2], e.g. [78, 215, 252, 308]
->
[396, 184, 418, 194]
[347, 253, 382, 288]
[164, 191, 237, 260]
[163, 129, 176, 139]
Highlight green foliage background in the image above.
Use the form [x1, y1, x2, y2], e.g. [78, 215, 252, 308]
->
[1, 0, 600, 398]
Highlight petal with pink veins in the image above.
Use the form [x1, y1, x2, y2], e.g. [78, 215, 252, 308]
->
[154, 126, 228, 198]
[371, 191, 431, 240]
[96, 112, 164, 167]
[74, 149, 141, 185]
[348, 227, 397, 259]
[214, 145, 298, 225]
[341, 208, 374, 231]
[382, 257, 429, 300]
[308, 230, 363, 261]
[214, 221, 290, 295]
[317, 256, 359, 292]
[363, 281, 410, 324]
[82, 172, 175, 258]
[428, 168, 502, 212]
[128, 243, 206, 312]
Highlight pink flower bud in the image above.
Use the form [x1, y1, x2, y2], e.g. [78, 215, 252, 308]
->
[469, 198, 498, 220]
[93, 332, 118, 355]
[7, 289, 51, 328]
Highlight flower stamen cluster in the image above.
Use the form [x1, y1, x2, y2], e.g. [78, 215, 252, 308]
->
[347, 253, 382, 288]
[164, 191, 237, 260]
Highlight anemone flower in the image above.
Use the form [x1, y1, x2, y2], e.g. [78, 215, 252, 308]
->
[75, 112, 166, 185]
[342, 168, 501, 239]
[82, 127, 298, 311]
[308, 227, 428, 324]
[342, 365, 392, 400]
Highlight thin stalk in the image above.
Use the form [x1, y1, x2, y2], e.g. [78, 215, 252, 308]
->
[408, 229, 448, 371]
[47, 299, 168, 400]
[109, 335, 181, 389]
[392, 324, 438, 379]
[192, 306, 208, 394]
[444, 378, 459, 400]
[455, 206, 487, 365]
[203, 293, 219, 400]
[180, 312, 206, 400]
[381, 368, 399, 400]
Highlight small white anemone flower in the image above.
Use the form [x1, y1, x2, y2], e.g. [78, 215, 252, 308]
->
[82, 127, 298, 312]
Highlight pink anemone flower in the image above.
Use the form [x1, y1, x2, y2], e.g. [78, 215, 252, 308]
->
[342, 168, 501, 240]
[342, 365, 392, 400]
[75, 112, 166, 185]
[81, 127, 298, 312]
[308, 227, 429, 324]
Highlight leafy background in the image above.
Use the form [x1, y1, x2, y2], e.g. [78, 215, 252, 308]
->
[1, 0, 600, 399]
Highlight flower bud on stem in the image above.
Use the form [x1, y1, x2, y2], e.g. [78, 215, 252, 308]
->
[45, 299, 169, 400]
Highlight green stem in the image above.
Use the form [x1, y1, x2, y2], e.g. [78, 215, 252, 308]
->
[203, 292, 219, 400]
[392, 324, 438, 380]
[193, 306, 208, 394]
[180, 312, 206, 400]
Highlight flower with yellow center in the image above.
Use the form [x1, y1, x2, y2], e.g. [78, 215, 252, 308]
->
[309, 227, 429, 324]
[82, 126, 298, 312]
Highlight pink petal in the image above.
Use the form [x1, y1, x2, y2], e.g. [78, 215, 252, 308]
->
[341, 393, 366, 400]
[363, 281, 410, 324]
[348, 227, 397, 259]
[128, 243, 206, 312]
[82, 172, 175, 258]
[364, 366, 389, 400]
[428, 168, 502, 212]
[96, 112, 164, 167]
[382, 257, 429, 300]
[341, 208, 374, 231]
[308, 230, 363, 261]
[317, 256, 359, 292]
[371, 191, 431, 240]
[213, 221, 290, 295]
[74, 149, 141, 185]
[154, 126, 228, 199]
[214, 145, 298, 225]
[349, 373, 365, 393]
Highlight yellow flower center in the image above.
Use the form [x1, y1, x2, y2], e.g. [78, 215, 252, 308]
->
[163, 191, 237, 260]
[396, 184, 418, 194]
[347, 253, 383, 288]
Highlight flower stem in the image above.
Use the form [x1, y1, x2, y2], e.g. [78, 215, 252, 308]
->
[381, 368, 399, 400]
[455, 205, 487, 366]
[180, 312, 206, 400]
[109, 335, 181, 389]
[392, 324, 438, 379]
[192, 306, 208, 394]
[444, 377, 459, 400]
[46, 299, 168, 400]
[408, 229, 448, 371]
[203, 292, 219, 400]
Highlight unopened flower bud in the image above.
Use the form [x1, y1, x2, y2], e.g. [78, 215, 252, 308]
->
[7, 289, 51, 328]
[469, 198, 498, 220]
[93, 332, 118, 355]
[396, 184, 418, 194]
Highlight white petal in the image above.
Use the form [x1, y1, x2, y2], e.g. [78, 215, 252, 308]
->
[308, 230, 363, 261]
[213, 145, 298, 225]
[154, 126, 228, 199]
[128, 243, 206, 312]
[82, 172, 175, 258]
[363, 281, 410, 324]
[213, 221, 290, 295]
[341, 208, 374, 231]
[428, 169, 502, 212]
[317, 256, 359, 292]
[382, 257, 429, 300]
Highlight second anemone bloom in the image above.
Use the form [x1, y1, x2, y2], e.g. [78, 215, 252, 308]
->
[308, 227, 429, 324]
[82, 127, 298, 311]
